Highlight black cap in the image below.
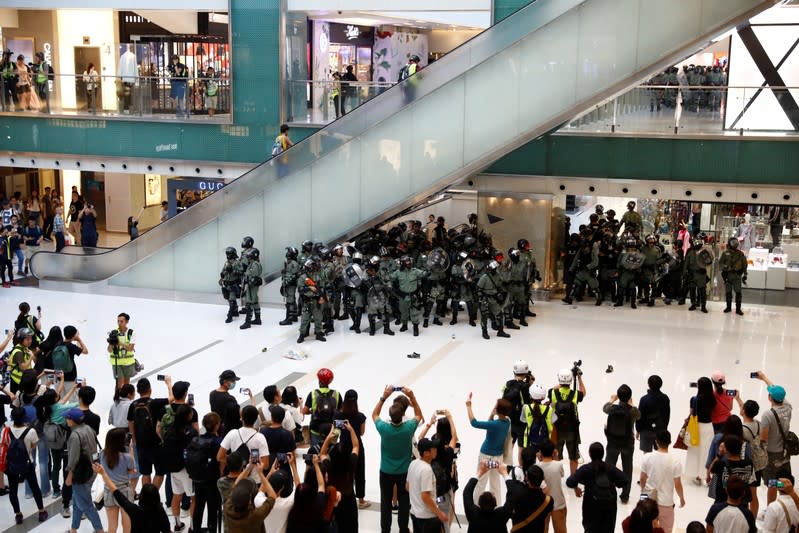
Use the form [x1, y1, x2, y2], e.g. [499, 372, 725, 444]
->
[219, 370, 240, 383]
[344, 389, 358, 401]
[172, 381, 190, 399]
[417, 438, 439, 454]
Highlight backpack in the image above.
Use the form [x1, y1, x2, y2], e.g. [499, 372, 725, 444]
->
[552, 389, 578, 431]
[160, 405, 176, 439]
[52, 344, 74, 373]
[185, 433, 218, 482]
[5, 426, 33, 476]
[525, 406, 550, 449]
[771, 408, 799, 457]
[271, 137, 284, 157]
[745, 423, 768, 472]
[397, 65, 410, 82]
[503, 379, 526, 428]
[132, 399, 157, 446]
[43, 420, 68, 449]
[431, 457, 450, 497]
[312, 389, 338, 426]
[605, 404, 633, 441]
[230, 429, 257, 465]
[589, 468, 616, 503]
[162, 425, 194, 473]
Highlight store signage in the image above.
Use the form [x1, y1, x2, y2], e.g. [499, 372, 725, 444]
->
[345, 25, 360, 40]
[198, 180, 225, 191]
[43, 43, 54, 92]
[329, 23, 373, 46]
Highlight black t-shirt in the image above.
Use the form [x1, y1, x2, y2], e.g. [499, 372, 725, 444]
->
[69, 200, 83, 223]
[710, 457, 756, 502]
[81, 408, 101, 435]
[127, 397, 169, 447]
[334, 411, 366, 449]
[209, 390, 241, 433]
[324, 452, 358, 498]
[260, 426, 296, 456]
[161, 402, 199, 425]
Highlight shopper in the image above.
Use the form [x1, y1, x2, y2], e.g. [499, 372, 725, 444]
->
[93, 463, 171, 533]
[466, 394, 511, 504]
[757, 371, 793, 505]
[637, 375, 671, 453]
[100, 427, 137, 533]
[686, 377, 716, 486]
[566, 442, 627, 533]
[408, 437, 449, 533]
[603, 384, 640, 504]
[2, 406, 48, 525]
[640, 430, 686, 533]
[64, 407, 105, 533]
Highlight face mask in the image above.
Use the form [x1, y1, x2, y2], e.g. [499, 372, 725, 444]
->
[227, 382, 235, 391]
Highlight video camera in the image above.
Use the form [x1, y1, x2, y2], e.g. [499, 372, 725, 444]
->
[107, 330, 120, 346]
[571, 360, 583, 378]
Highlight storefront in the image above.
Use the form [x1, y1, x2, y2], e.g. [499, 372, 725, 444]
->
[321, 22, 374, 81]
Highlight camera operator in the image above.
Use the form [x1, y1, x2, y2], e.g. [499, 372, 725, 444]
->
[549, 363, 587, 478]
[502, 360, 534, 447]
[107, 313, 136, 389]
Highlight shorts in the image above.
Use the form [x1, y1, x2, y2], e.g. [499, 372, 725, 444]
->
[638, 430, 656, 453]
[763, 451, 792, 481]
[17, 84, 30, 94]
[170, 468, 194, 497]
[205, 95, 218, 109]
[104, 482, 133, 507]
[24, 246, 39, 260]
[137, 446, 167, 477]
[112, 363, 137, 379]
[555, 430, 580, 461]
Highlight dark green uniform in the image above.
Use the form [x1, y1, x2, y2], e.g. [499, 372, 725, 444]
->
[615, 249, 644, 308]
[720, 246, 747, 314]
[683, 247, 710, 312]
[507, 260, 529, 326]
[640, 244, 662, 306]
[239, 253, 263, 328]
[220, 257, 242, 322]
[477, 269, 509, 338]
[621, 210, 643, 235]
[279, 258, 300, 325]
[364, 269, 394, 336]
[449, 259, 477, 326]
[298, 270, 326, 341]
[390, 267, 427, 332]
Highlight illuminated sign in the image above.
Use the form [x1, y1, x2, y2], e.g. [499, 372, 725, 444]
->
[345, 25, 360, 40]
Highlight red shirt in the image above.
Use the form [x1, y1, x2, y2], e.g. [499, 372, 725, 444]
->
[711, 390, 733, 425]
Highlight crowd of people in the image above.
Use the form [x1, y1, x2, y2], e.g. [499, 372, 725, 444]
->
[0, 291, 797, 533]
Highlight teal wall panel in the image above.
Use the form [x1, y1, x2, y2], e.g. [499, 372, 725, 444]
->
[0, 0, 282, 164]
[488, 135, 799, 185]
[493, 0, 533, 23]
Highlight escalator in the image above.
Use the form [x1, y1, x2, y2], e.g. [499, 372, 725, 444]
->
[31, 0, 781, 294]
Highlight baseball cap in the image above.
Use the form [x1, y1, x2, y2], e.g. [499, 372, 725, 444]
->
[172, 381, 190, 399]
[219, 370, 240, 382]
[344, 389, 358, 402]
[768, 385, 787, 403]
[64, 408, 85, 422]
[417, 438, 439, 454]
[711, 371, 726, 384]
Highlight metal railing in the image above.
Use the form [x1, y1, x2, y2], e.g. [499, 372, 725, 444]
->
[0, 72, 231, 120]
[561, 84, 799, 135]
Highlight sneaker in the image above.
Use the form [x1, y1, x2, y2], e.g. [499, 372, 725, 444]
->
[175, 522, 186, 532]
[25, 493, 34, 499]
[53, 489, 61, 498]
[61, 506, 71, 518]
[392, 503, 399, 514]
[38, 510, 48, 522]
[358, 500, 372, 509]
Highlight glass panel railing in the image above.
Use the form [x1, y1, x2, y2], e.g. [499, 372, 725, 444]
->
[560, 85, 799, 135]
[30, 0, 780, 290]
[284, 80, 394, 125]
[0, 73, 231, 121]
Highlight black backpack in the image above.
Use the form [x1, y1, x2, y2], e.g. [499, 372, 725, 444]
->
[185, 433, 218, 482]
[397, 65, 410, 82]
[525, 406, 550, 449]
[162, 426, 194, 473]
[312, 389, 338, 426]
[552, 389, 578, 431]
[590, 467, 616, 503]
[503, 379, 527, 427]
[605, 404, 632, 441]
[132, 399, 157, 446]
[230, 429, 256, 465]
[5, 427, 33, 476]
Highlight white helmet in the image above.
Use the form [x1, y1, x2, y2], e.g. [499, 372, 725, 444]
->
[513, 360, 529, 375]
[557, 368, 573, 385]
[529, 384, 547, 401]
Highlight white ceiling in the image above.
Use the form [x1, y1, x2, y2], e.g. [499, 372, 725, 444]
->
[304, 10, 489, 30]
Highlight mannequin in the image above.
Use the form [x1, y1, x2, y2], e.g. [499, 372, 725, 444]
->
[117, 44, 137, 113]
[677, 220, 691, 257]
[735, 213, 754, 255]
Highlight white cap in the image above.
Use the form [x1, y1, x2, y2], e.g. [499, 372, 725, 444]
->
[513, 360, 529, 375]
[530, 384, 547, 401]
[557, 368, 572, 385]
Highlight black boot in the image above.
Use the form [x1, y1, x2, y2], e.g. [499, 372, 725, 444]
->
[413, 324, 419, 337]
[239, 309, 252, 329]
[252, 309, 262, 325]
[423, 318, 429, 328]
[449, 307, 458, 326]
[433, 316, 443, 326]
[467, 302, 477, 327]
[525, 306, 536, 317]
[368, 316, 376, 336]
[504, 319, 520, 330]
[647, 297, 655, 307]
[561, 295, 573, 305]
[724, 297, 732, 313]
[352, 312, 362, 334]
[324, 320, 334, 334]
[497, 324, 510, 338]
[400, 322, 408, 332]
[630, 290, 637, 310]
[315, 332, 327, 342]
[226, 301, 237, 323]
[279, 305, 292, 326]
[516, 306, 528, 327]
[614, 293, 624, 307]
[383, 321, 395, 336]
[481, 321, 490, 340]
[297, 333, 305, 343]
[735, 294, 743, 316]
[595, 292, 603, 307]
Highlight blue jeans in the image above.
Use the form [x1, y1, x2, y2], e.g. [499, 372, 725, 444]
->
[71, 481, 103, 531]
[14, 248, 23, 271]
[25, 439, 51, 497]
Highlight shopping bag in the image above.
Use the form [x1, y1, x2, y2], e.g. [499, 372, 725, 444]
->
[687, 415, 700, 447]
[674, 421, 689, 450]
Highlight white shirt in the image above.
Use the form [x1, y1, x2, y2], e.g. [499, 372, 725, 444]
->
[220, 427, 270, 482]
[640, 450, 683, 507]
[255, 493, 293, 533]
[762, 494, 799, 533]
[262, 405, 296, 432]
[539, 460, 566, 510]
[9, 426, 39, 459]
[108, 399, 133, 428]
[281, 404, 304, 428]
[407, 458, 435, 519]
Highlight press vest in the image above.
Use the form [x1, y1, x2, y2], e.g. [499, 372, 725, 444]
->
[109, 328, 135, 367]
[9, 345, 32, 384]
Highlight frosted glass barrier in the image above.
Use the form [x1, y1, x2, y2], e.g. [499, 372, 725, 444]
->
[560, 85, 799, 134]
[30, 0, 779, 293]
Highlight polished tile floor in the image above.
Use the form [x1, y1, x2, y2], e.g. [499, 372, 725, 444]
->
[2, 286, 796, 533]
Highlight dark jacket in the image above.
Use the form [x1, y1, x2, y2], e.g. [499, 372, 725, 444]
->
[113, 490, 171, 533]
[636, 390, 670, 433]
[507, 480, 553, 533]
[463, 477, 513, 533]
[223, 495, 275, 533]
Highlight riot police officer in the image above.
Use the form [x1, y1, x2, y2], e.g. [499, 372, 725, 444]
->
[449, 251, 477, 327]
[390, 255, 427, 336]
[621, 201, 643, 236]
[298, 239, 314, 265]
[640, 234, 663, 307]
[518, 238, 539, 318]
[318, 246, 336, 334]
[344, 252, 367, 333]
[239, 236, 255, 313]
[331, 244, 349, 320]
[297, 258, 327, 343]
[279, 247, 301, 326]
[364, 256, 395, 336]
[507, 249, 529, 327]
[477, 260, 510, 339]
[220, 247, 242, 323]
[562, 239, 601, 306]
[239, 248, 263, 329]
[420, 245, 448, 328]
[720, 237, 747, 315]
[684, 237, 710, 313]
[616, 239, 644, 308]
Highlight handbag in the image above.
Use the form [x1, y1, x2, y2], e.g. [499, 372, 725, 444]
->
[772, 408, 799, 460]
[511, 495, 551, 532]
[745, 423, 768, 472]
[687, 415, 700, 447]
[674, 419, 689, 450]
